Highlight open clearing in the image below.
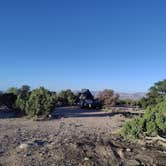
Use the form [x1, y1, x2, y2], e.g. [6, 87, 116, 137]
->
[0, 107, 166, 166]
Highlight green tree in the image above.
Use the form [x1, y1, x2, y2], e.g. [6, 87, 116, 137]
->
[7, 87, 20, 95]
[58, 89, 77, 106]
[0, 92, 3, 106]
[139, 97, 148, 109]
[20, 85, 30, 95]
[142, 79, 166, 108]
[15, 85, 31, 112]
[25, 87, 56, 117]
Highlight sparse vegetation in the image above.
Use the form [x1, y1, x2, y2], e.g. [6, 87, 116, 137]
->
[116, 98, 139, 107]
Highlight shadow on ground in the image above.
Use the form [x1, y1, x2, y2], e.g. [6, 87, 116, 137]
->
[0, 107, 22, 119]
[52, 107, 143, 119]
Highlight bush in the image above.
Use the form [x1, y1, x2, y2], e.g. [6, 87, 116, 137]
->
[25, 87, 56, 117]
[15, 85, 31, 112]
[15, 94, 29, 112]
[121, 101, 166, 140]
[97, 89, 119, 106]
[121, 118, 143, 140]
[58, 89, 77, 106]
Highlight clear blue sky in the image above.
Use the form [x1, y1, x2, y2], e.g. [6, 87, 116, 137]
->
[0, 0, 166, 92]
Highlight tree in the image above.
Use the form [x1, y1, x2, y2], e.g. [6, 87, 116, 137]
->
[123, 99, 138, 107]
[15, 95, 27, 112]
[7, 87, 20, 96]
[0, 92, 3, 106]
[15, 85, 31, 112]
[139, 97, 148, 109]
[58, 89, 77, 106]
[140, 79, 166, 108]
[97, 89, 119, 106]
[20, 85, 30, 95]
[25, 87, 56, 117]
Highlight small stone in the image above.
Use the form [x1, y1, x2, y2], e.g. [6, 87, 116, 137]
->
[117, 149, 124, 158]
[126, 148, 131, 152]
[19, 143, 29, 150]
[48, 114, 52, 118]
[141, 147, 146, 151]
[84, 157, 89, 161]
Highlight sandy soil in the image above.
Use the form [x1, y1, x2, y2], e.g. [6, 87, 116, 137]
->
[0, 107, 166, 166]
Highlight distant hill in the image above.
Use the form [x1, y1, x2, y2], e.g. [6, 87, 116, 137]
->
[74, 90, 146, 101]
[91, 91, 146, 100]
[116, 92, 146, 100]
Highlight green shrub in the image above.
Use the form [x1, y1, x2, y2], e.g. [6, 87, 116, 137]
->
[25, 87, 56, 117]
[58, 89, 77, 106]
[121, 118, 142, 140]
[121, 101, 166, 140]
[15, 85, 31, 112]
[15, 94, 28, 112]
[146, 121, 158, 136]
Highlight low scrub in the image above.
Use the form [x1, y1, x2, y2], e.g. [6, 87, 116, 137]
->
[121, 101, 166, 140]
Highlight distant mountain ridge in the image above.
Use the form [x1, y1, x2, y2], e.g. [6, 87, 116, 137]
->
[91, 91, 146, 100]
[117, 92, 146, 100]
[74, 90, 146, 100]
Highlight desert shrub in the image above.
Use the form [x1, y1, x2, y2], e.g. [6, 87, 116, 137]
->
[121, 101, 166, 140]
[97, 89, 119, 106]
[121, 118, 143, 140]
[15, 85, 31, 112]
[25, 87, 56, 117]
[15, 94, 29, 112]
[58, 89, 77, 106]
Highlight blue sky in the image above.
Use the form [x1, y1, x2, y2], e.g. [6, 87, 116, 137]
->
[0, 0, 166, 92]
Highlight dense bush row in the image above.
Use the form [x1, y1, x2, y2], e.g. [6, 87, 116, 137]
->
[3, 79, 165, 118]
[0, 85, 77, 117]
[1, 87, 127, 117]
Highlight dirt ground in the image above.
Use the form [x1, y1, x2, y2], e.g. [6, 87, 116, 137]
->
[0, 107, 166, 166]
